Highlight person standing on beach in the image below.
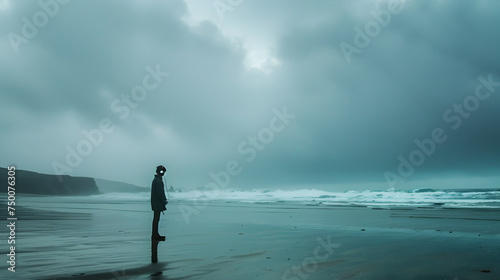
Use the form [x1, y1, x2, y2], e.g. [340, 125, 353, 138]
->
[151, 165, 168, 241]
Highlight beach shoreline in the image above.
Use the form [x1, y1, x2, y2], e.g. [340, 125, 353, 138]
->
[2, 194, 499, 279]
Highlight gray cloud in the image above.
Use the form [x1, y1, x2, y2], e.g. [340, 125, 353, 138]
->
[1, 0, 499, 190]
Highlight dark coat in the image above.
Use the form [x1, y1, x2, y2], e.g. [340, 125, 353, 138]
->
[151, 175, 167, 211]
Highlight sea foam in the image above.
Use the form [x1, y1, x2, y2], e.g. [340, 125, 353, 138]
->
[91, 188, 500, 209]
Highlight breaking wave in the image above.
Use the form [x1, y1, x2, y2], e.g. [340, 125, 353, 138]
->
[93, 188, 500, 209]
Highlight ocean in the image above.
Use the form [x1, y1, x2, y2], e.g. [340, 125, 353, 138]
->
[90, 188, 500, 209]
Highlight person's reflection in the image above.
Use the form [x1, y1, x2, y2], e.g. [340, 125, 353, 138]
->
[151, 239, 160, 263]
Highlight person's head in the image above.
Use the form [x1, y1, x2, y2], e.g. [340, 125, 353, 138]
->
[156, 165, 166, 176]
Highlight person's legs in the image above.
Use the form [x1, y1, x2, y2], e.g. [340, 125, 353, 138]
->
[152, 210, 161, 238]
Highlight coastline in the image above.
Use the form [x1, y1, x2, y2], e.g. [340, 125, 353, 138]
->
[2, 195, 499, 279]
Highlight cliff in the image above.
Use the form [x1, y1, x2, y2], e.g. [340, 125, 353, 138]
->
[95, 178, 148, 193]
[0, 167, 99, 195]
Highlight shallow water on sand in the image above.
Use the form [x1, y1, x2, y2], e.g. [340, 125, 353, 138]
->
[2, 194, 499, 279]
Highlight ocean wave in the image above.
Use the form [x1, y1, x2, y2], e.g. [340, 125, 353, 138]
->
[89, 188, 500, 209]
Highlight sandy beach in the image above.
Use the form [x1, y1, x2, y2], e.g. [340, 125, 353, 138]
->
[2, 193, 499, 280]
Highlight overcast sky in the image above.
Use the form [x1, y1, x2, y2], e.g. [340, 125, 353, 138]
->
[1, 0, 499, 190]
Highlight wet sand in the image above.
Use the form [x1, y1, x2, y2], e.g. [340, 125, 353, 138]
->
[2, 195, 499, 279]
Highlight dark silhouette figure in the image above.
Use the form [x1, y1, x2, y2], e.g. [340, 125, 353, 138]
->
[151, 165, 168, 241]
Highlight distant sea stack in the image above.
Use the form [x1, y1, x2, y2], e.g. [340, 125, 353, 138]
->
[0, 167, 99, 195]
